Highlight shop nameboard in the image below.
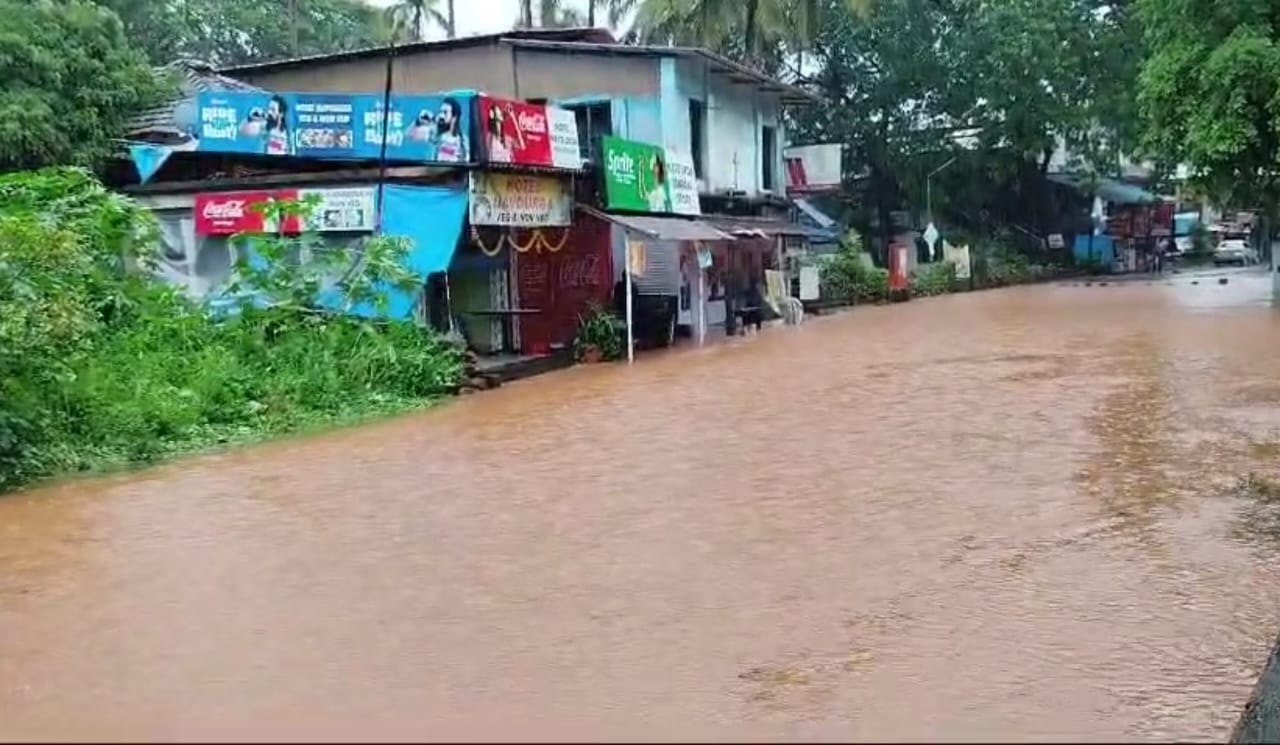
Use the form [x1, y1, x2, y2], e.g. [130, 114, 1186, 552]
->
[477, 95, 581, 170]
[468, 172, 572, 227]
[194, 187, 378, 235]
[195, 90, 474, 163]
[600, 136, 701, 216]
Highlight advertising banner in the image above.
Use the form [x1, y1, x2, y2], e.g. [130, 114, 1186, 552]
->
[478, 95, 581, 170]
[195, 187, 378, 235]
[549, 108, 582, 170]
[299, 187, 376, 232]
[195, 190, 299, 235]
[195, 90, 474, 163]
[468, 172, 572, 227]
[783, 143, 843, 194]
[600, 136, 701, 215]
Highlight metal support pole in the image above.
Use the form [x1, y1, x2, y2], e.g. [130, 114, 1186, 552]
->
[625, 243, 635, 365]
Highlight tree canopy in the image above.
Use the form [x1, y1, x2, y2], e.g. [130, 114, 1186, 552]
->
[98, 0, 393, 66]
[1137, 0, 1280, 214]
[0, 0, 169, 172]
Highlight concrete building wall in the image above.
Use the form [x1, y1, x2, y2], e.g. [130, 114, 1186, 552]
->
[658, 58, 787, 199]
[511, 48, 659, 100]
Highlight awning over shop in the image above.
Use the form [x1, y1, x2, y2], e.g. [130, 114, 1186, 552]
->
[704, 215, 829, 240]
[579, 205, 731, 241]
[1049, 173, 1162, 206]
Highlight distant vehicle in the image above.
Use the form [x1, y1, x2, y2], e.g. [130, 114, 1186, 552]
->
[1173, 235, 1194, 254]
[1213, 239, 1260, 266]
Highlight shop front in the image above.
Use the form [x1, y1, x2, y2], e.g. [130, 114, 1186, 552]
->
[451, 93, 618, 357]
[591, 136, 735, 350]
[148, 182, 467, 319]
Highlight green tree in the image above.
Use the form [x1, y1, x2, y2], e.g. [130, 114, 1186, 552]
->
[786, 0, 1140, 251]
[0, 0, 168, 171]
[513, 0, 586, 28]
[100, 0, 392, 66]
[1137, 0, 1280, 218]
[385, 0, 451, 41]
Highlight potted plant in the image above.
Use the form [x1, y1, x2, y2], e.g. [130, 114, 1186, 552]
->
[572, 303, 623, 363]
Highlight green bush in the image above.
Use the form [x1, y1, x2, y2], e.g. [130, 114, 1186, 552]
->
[573, 302, 624, 361]
[0, 168, 463, 492]
[817, 230, 889, 304]
[910, 261, 957, 297]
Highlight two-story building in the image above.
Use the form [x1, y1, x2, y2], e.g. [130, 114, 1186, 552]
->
[219, 28, 822, 338]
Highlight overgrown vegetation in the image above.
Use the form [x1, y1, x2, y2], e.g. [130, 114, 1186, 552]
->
[816, 229, 1065, 305]
[572, 303, 624, 362]
[0, 0, 170, 172]
[816, 231, 889, 304]
[0, 168, 462, 493]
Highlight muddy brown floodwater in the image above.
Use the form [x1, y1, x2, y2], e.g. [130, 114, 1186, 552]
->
[4, 270, 1280, 742]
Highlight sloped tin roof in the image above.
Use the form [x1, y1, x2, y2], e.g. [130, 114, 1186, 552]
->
[126, 59, 264, 140]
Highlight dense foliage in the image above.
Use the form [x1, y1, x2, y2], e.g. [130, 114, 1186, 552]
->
[99, 0, 396, 66]
[1137, 0, 1280, 217]
[0, 0, 170, 172]
[0, 169, 462, 492]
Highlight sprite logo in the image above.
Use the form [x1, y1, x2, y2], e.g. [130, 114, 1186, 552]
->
[607, 149, 635, 177]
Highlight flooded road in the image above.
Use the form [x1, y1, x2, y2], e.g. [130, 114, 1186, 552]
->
[3, 269, 1280, 742]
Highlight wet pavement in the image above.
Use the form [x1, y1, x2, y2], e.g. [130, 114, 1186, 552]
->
[3, 268, 1280, 742]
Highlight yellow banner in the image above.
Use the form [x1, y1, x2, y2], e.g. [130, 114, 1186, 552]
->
[468, 172, 572, 227]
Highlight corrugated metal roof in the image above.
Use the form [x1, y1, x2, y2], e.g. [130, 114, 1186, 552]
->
[703, 215, 827, 238]
[579, 205, 731, 241]
[218, 28, 617, 75]
[126, 59, 264, 140]
[1049, 173, 1162, 206]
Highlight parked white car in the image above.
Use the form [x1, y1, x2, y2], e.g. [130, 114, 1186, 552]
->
[1213, 239, 1260, 266]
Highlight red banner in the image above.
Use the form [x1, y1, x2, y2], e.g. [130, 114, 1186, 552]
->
[195, 190, 301, 235]
[479, 95, 553, 166]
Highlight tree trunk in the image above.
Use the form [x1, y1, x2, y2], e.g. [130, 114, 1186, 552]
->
[744, 0, 760, 63]
[413, 5, 423, 39]
[447, 0, 456, 37]
[587, 0, 595, 27]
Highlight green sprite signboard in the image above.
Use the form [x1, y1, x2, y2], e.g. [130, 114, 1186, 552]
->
[600, 136, 701, 216]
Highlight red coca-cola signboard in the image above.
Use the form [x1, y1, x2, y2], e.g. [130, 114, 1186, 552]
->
[478, 95, 581, 170]
[479, 96, 551, 165]
[194, 189, 301, 235]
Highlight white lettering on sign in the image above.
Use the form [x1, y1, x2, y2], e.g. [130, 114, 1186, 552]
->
[202, 199, 247, 220]
[608, 150, 635, 176]
[517, 110, 547, 134]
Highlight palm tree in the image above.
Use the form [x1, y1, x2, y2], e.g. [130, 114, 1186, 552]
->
[514, 0, 586, 28]
[384, 0, 450, 40]
[629, 0, 871, 63]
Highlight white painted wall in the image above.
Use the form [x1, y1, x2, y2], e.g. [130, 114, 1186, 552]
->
[664, 58, 786, 199]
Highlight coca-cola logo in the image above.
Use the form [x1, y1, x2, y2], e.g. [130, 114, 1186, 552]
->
[517, 110, 547, 134]
[202, 199, 247, 220]
[558, 254, 601, 289]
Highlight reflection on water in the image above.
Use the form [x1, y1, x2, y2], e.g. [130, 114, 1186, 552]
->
[2, 275, 1280, 742]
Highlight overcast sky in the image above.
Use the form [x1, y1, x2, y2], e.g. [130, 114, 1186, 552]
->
[365, 0, 625, 40]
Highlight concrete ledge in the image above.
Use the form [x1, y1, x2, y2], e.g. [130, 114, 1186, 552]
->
[1231, 632, 1280, 743]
